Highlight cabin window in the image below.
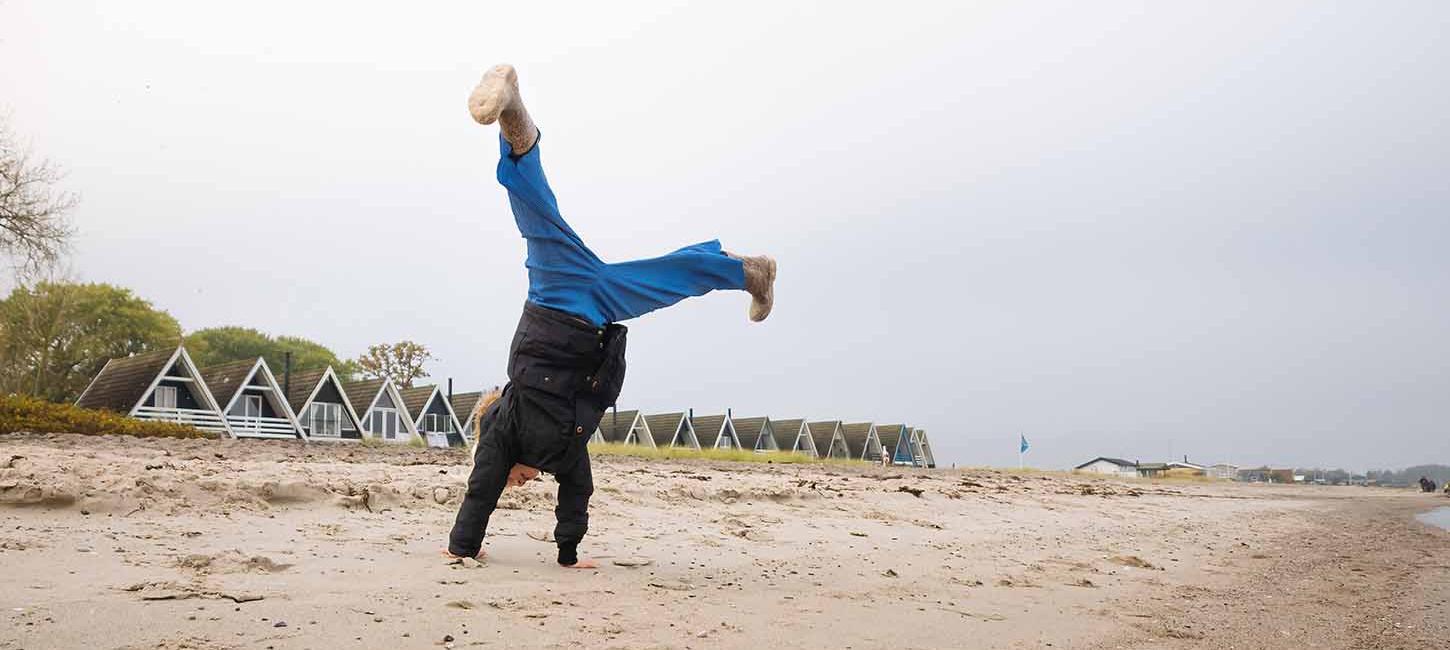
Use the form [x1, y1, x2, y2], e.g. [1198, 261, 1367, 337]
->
[374, 408, 399, 439]
[423, 413, 447, 433]
[309, 403, 341, 437]
[243, 395, 263, 418]
[154, 386, 178, 409]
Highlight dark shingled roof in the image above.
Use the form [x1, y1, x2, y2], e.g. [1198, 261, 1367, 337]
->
[398, 385, 437, 420]
[281, 368, 329, 413]
[450, 392, 484, 427]
[596, 409, 640, 443]
[342, 379, 386, 413]
[691, 415, 728, 445]
[773, 419, 805, 451]
[1074, 457, 1137, 469]
[76, 348, 177, 413]
[644, 413, 687, 447]
[733, 416, 769, 446]
[198, 359, 260, 407]
[807, 421, 843, 457]
[876, 424, 908, 451]
[841, 422, 874, 458]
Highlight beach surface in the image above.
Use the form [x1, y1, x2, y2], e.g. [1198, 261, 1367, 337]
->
[1, 433, 1446, 649]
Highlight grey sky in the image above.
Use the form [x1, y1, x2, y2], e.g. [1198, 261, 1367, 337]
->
[3, 1, 1446, 470]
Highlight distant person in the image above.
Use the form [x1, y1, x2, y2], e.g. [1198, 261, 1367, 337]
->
[445, 64, 778, 569]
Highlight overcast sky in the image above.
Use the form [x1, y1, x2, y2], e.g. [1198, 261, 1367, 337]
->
[3, 1, 1446, 471]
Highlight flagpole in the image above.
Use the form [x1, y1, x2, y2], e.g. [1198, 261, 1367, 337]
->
[1018, 432, 1023, 470]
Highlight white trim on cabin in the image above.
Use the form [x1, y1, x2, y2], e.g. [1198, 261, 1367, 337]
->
[356, 379, 422, 443]
[626, 413, 655, 448]
[667, 415, 700, 450]
[862, 425, 885, 462]
[409, 386, 466, 448]
[126, 346, 234, 438]
[211, 358, 308, 441]
[296, 366, 365, 442]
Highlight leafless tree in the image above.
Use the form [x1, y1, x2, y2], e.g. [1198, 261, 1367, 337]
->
[0, 116, 77, 271]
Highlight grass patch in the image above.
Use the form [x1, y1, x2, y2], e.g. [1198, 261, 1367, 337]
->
[587, 442, 866, 465]
[0, 394, 209, 439]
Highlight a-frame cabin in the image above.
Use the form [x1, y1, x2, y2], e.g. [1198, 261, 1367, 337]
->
[76, 345, 231, 438]
[400, 384, 465, 448]
[732, 416, 778, 452]
[842, 422, 883, 462]
[342, 378, 423, 443]
[595, 409, 653, 447]
[772, 419, 815, 455]
[807, 420, 851, 459]
[282, 366, 365, 441]
[450, 391, 485, 441]
[692, 413, 744, 450]
[645, 412, 700, 450]
[912, 429, 937, 468]
[876, 424, 918, 466]
[199, 358, 306, 440]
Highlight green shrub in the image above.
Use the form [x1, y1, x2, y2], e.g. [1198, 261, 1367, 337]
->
[0, 394, 210, 439]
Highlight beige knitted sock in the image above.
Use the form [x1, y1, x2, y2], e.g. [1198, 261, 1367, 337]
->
[727, 252, 777, 322]
[467, 64, 538, 155]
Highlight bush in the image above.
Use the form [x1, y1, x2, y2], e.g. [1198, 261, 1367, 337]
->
[0, 394, 209, 439]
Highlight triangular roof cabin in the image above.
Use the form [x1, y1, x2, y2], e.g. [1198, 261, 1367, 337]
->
[399, 384, 465, 448]
[732, 416, 778, 452]
[644, 412, 699, 450]
[199, 358, 306, 440]
[841, 422, 882, 462]
[877, 424, 918, 466]
[76, 345, 231, 438]
[342, 378, 422, 443]
[281, 366, 365, 441]
[595, 409, 653, 447]
[692, 414, 744, 450]
[450, 391, 485, 440]
[772, 419, 813, 455]
[912, 429, 937, 468]
[808, 420, 850, 459]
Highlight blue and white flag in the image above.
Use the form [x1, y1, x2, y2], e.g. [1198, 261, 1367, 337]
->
[1019, 434, 1030, 454]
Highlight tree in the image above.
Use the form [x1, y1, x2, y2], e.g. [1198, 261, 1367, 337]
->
[355, 340, 433, 388]
[0, 281, 180, 402]
[186, 326, 355, 377]
[0, 117, 76, 271]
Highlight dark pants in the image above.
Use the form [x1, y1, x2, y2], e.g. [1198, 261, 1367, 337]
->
[447, 396, 594, 560]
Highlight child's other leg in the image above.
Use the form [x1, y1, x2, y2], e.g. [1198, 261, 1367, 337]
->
[594, 240, 775, 323]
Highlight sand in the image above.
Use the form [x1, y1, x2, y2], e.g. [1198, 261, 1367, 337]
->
[1, 433, 1446, 649]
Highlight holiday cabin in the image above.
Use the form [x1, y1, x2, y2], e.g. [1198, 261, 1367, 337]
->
[342, 378, 422, 443]
[198, 358, 306, 440]
[281, 366, 365, 441]
[76, 346, 231, 437]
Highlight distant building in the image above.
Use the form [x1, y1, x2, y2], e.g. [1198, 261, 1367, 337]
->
[1074, 457, 1139, 478]
[1136, 462, 1170, 478]
[1208, 463, 1239, 480]
[1237, 467, 1296, 484]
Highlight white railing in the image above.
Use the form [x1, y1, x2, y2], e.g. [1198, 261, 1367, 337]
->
[226, 415, 298, 438]
[133, 406, 230, 435]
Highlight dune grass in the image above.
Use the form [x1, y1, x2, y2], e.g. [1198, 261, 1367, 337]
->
[587, 442, 866, 465]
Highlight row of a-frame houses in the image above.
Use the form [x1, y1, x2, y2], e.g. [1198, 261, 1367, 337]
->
[589, 410, 938, 468]
[72, 345, 938, 467]
[75, 345, 488, 447]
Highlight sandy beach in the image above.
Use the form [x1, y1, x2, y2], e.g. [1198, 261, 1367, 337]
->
[1, 433, 1446, 649]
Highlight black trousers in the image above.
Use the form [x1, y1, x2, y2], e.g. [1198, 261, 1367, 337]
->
[447, 392, 595, 559]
